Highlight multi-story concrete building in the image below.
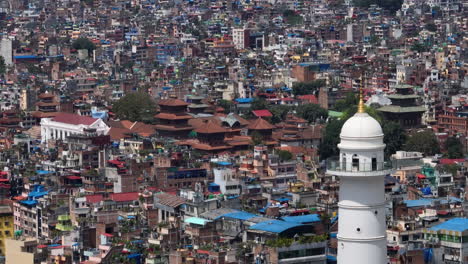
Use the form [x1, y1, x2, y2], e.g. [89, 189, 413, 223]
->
[424, 218, 468, 263]
[0, 205, 13, 255]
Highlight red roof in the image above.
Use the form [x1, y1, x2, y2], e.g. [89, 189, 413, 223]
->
[417, 173, 426, 179]
[52, 112, 97, 126]
[110, 192, 139, 202]
[66, 176, 82, 180]
[439, 159, 465, 165]
[252, 109, 273, 117]
[86, 194, 104, 204]
[298, 95, 318, 104]
[103, 233, 114, 237]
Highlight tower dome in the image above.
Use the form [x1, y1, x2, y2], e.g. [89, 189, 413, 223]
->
[340, 112, 383, 139]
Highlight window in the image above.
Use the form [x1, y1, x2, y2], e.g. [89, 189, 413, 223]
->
[352, 155, 359, 171]
[372, 158, 377, 171]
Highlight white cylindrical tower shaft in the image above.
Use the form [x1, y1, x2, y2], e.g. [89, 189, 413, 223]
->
[327, 111, 390, 264]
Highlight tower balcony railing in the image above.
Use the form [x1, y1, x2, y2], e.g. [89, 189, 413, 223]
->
[326, 157, 394, 177]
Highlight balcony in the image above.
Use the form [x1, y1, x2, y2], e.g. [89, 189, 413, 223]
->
[326, 157, 394, 177]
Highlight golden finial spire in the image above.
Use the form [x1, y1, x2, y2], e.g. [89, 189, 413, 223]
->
[357, 75, 365, 113]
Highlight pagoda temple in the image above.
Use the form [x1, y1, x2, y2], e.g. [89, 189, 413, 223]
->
[248, 118, 277, 146]
[378, 84, 425, 128]
[192, 120, 232, 152]
[155, 99, 193, 138]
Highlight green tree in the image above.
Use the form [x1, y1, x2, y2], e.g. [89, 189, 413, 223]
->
[404, 130, 440, 156]
[319, 118, 346, 160]
[0, 56, 5, 75]
[296, 103, 328, 123]
[269, 104, 292, 124]
[277, 149, 293, 161]
[333, 93, 358, 112]
[354, 0, 404, 14]
[250, 131, 264, 146]
[250, 98, 269, 111]
[383, 122, 406, 158]
[425, 23, 438, 32]
[445, 136, 463, 159]
[292, 80, 326, 96]
[112, 92, 156, 122]
[72, 37, 96, 52]
[218, 99, 234, 114]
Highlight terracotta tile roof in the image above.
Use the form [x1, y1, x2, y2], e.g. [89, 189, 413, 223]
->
[195, 120, 227, 134]
[192, 143, 232, 151]
[158, 98, 189, 107]
[108, 127, 132, 141]
[154, 124, 193, 131]
[248, 118, 275, 130]
[154, 193, 185, 208]
[31, 111, 58, 118]
[110, 192, 139, 202]
[252, 109, 273, 117]
[298, 94, 318, 104]
[86, 194, 104, 204]
[38, 93, 55, 99]
[36, 102, 59, 107]
[155, 113, 193, 120]
[52, 112, 97, 125]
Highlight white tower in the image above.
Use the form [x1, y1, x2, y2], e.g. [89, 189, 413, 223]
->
[327, 91, 391, 264]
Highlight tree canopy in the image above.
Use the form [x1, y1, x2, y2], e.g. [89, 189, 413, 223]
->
[445, 136, 463, 159]
[292, 80, 325, 96]
[277, 149, 293, 161]
[354, 0, 404, 13]
[382, 122, 406, 158]
[319, 118, 345, 160]
[112, 92, 156, 122]
[0, 56, 5, 75]
[333, 92, 358, 112]
[296, 103, 328, 123]
[72, 37, 96, 52]
[404, 130, 440, 156]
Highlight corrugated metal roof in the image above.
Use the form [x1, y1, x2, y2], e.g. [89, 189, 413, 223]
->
[281, 214, 321, 224]
[184, 217, 211, 226]
[249, 220, 303, 233]
[428, 218, 468, 232]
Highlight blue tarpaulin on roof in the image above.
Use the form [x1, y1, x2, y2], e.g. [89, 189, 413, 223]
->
[282, 214, 321, 224]
[249, 220, 303, 233]
[223, 211, 256, 220]
[162, 86, 171, 90]
[235, 98, 253, 103]
[216, 161, 231, 166]
[428, 218, 468, 232]
[36, 170, 53, 175]
[420, 187, 432, 195]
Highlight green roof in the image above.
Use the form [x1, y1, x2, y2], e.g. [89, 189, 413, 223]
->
[378, 105, 426, 113]
[387, 94, 420, 100]
[328, 111, 343, 118]
[184, 217, 211, 226]
[394, 84, 414, 89]
[58, 215, 71, 221]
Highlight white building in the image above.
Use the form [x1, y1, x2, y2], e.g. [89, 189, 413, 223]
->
[40, 112, 109, 144]
[213, 163, 241, 196]
[327, 98, 391, 264]
[233, 27, 249, 50]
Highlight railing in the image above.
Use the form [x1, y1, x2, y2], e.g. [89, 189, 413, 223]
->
[326, 157, 393, 173]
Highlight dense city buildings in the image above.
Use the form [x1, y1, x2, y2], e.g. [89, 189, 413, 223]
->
[0, 0, 466, 263]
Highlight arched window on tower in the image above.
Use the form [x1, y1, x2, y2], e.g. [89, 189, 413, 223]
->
[352, 154, 359, 171]
[341, 154, 346, 170]
[372, 157, 377, 171]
